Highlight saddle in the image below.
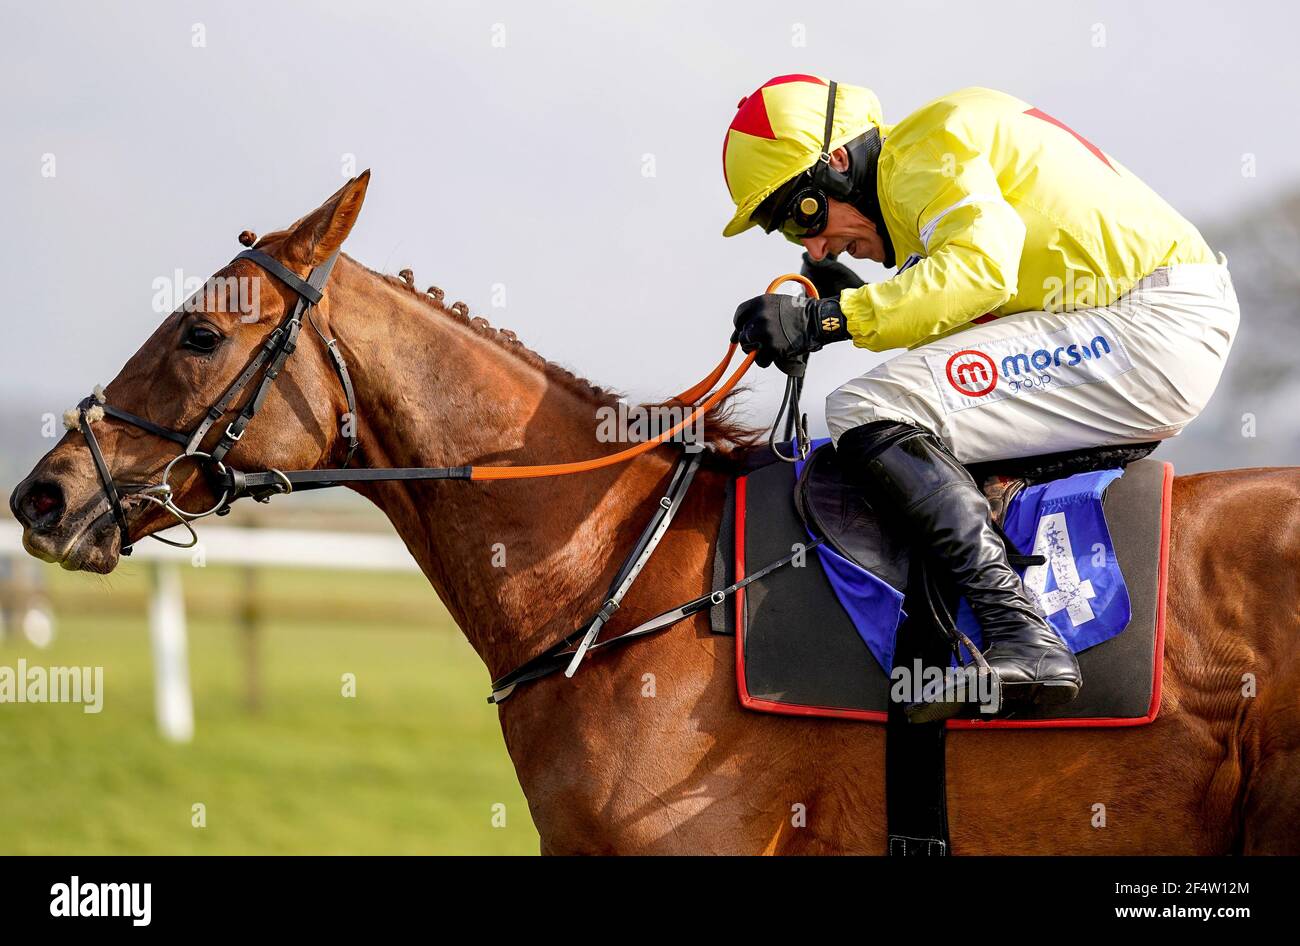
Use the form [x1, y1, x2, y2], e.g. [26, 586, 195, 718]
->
[710, 439, 1173, 855]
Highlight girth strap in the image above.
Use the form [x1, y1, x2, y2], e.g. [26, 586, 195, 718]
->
[886, 560, 955, 856]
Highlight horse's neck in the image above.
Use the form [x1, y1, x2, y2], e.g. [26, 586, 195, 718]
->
[326, 258, 674, 676]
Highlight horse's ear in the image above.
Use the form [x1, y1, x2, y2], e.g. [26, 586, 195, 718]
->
[282, 170, 371, 266]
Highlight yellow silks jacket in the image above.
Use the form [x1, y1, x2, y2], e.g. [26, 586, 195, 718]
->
[841, 87, 1215, 351]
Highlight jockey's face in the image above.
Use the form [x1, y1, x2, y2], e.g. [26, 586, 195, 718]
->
[800, 147, 887, 264]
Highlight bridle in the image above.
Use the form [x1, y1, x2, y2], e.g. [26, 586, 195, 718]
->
[69, 247, 817, 699]
[73, 247, 357, 555]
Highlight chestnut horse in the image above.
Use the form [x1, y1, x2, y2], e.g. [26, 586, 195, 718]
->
[10, 174, 1300, 854]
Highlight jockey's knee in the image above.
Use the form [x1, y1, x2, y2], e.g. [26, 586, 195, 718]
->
[826, 384, 874, 445]
[826, 383, 941, 447]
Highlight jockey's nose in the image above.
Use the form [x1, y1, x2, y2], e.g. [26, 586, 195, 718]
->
[802, 237, 830, 262]
[10, 477, 66, 532]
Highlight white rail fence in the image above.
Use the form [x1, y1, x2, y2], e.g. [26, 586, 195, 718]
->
[0, 521, 419, 743]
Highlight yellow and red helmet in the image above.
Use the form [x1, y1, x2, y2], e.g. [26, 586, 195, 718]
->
[721, 75, 884, 238]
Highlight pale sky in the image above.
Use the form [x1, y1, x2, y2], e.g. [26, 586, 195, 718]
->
[2, 0, 1295, 440]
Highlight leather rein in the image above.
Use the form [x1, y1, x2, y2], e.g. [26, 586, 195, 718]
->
[70, 247, 815, 698]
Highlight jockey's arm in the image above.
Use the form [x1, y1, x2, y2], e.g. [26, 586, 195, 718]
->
[839, 142, 1026, 351]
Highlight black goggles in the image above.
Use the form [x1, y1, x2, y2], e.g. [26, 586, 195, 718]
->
[751, 172, 830, 241]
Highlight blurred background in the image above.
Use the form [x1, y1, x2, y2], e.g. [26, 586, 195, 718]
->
[1, 0, 1297, 854]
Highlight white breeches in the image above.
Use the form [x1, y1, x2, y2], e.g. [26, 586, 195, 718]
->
[826, 260, 1239, 464]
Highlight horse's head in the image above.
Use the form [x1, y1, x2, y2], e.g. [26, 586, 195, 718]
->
[10, 172, 371, 573]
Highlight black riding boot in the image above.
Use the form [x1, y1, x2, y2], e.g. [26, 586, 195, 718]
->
[837, 421, 1081, 722]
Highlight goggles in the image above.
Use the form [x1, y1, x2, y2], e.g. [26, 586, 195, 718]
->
[752, 172, 831, 242]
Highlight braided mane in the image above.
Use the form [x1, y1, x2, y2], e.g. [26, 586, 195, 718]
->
[357, 258, 763, 461]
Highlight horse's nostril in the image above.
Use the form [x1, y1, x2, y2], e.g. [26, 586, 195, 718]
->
[15, 479, 65, 529]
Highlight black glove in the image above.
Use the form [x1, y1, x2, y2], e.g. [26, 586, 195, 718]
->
[800, 252, 865, 299]
[731, 293, 851, 368]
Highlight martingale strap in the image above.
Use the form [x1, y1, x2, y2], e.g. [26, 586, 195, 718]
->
[486, 446, 823, 703]
[488, 534, 822, 702]
[563, 448, 705, 676]
[486, 450, 702, 701]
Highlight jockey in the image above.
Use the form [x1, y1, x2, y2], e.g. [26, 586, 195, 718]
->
[723, 75, 1237, 720]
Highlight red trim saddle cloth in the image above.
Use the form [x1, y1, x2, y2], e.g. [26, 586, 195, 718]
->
[712, 457, 1171, 729]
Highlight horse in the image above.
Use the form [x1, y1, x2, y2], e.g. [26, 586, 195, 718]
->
[10, 172, 1300, 854]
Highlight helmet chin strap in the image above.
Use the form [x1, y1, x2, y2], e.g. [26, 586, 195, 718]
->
[841, 127, 895, 268]
[811, 80, 896, 268]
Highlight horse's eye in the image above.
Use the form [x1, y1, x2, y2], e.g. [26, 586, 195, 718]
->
[182, 324, 222, 354]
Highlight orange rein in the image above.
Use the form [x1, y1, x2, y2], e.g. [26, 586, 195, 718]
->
[469, 274, 818, 481]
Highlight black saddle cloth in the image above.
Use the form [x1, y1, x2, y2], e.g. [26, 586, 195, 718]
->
[712, 442, 1169, 728]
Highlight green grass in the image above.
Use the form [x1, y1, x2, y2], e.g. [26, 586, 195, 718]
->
[0, 564, 540, 854]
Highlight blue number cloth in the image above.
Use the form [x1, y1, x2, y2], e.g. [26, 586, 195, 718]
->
[794, 440, 1129, 672]
[956, 468, 1130, 654]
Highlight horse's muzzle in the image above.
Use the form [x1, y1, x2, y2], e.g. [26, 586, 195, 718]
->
[10, 463, 124, 574]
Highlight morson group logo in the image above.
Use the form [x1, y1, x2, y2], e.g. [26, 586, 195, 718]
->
[926, 320, 1134, 416]
[1000, 335, 1116, 378]
[944, 349, 998, 397]
[945, 335, 1117, 397]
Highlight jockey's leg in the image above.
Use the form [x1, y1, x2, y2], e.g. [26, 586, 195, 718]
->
[826, 260, 1238, 721]
[837, 420, 1081, 721]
